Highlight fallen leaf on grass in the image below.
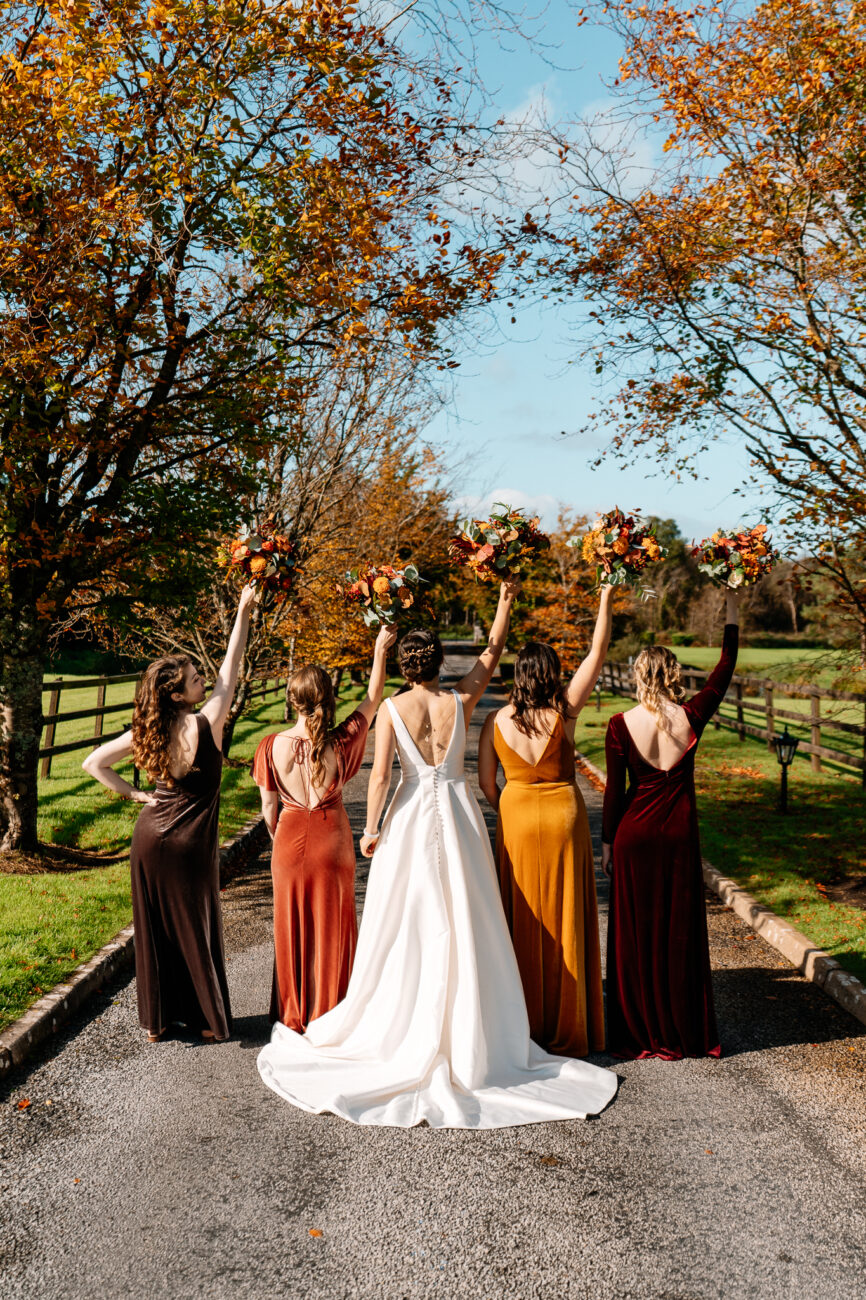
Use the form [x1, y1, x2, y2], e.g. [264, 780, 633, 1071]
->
[309, 1229, 323, 1238]
[17, 1098, 31, 1110]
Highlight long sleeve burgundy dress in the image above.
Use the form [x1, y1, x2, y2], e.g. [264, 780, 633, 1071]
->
[602, 625, 738, 1060]
[252, 711, 368, 1031]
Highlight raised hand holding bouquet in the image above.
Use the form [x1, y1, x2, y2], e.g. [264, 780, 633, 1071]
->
[218, 524, 299, 607]
[340, 562, 423, 627]
[573, 507, 667, 600]
[691, 524, 778, 588]
[448, 503, 549, 583]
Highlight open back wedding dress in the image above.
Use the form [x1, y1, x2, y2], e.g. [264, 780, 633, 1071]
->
[257, 692, 618, 1128]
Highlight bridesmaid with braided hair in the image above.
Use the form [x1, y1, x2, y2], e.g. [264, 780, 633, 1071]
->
[602, 589, 740, 1060]
[251, 622, 398, 1032]
[84, 585, 256, 1043]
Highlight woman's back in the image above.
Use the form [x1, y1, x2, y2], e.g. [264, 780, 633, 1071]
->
[619, 703, 695, 773]
[270, 730, 339, 808]
[493, 709, 575, 785]
[388, 688, 459, 768]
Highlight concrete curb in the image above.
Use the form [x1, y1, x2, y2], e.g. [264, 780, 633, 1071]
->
[0, 814, 268, 1078]
[574, 748, 866, 1031]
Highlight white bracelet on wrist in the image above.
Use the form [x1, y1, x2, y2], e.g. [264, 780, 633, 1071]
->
[363, 828, 379, 838]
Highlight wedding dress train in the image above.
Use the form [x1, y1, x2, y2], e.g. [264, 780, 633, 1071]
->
[257, 692, 618, 1128]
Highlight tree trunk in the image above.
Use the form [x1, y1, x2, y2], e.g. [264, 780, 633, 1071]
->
[0, 650, 45, 852]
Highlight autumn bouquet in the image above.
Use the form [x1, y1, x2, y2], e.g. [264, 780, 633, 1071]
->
[571, 507, 668, 600]
[690, 523, 778, 588]
[448, 503, 550, 583]
[217, 525, 299, 606]
[339, 562, 424, 627]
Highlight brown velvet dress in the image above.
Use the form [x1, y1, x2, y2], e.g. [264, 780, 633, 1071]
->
[129, 714, 231, 1039]
[252, 711, 368, 1032]
[494, 714, 605, 1057]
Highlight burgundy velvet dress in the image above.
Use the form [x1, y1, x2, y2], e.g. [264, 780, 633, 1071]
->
[602, 625, 738, 1060]
[129, 714, 231, 1040]
[252, 711, 368, 1032]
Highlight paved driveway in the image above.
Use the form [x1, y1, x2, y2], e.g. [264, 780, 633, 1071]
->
[2, 686, 865, 1299]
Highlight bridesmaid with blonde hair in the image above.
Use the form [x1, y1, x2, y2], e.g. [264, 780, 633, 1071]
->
[251, 623, 398, 1032]
[602, 590, 740, 1059]
[478, 586, 614, 1057]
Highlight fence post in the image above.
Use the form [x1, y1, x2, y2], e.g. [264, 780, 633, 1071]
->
[764, 683, 774, 751]
[811, 693, 821, 773]
[93, 679, 106, 742]
[735, 682, 745, 741]
[40, 681, 62, 779]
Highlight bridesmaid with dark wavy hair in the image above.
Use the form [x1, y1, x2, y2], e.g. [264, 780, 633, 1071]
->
[478, 586, 614, 1057]
[84, 585, 256, 1043]
[602, 589, 740, 1060]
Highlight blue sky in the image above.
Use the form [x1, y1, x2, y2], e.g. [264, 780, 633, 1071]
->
[421, 2, 763, 541]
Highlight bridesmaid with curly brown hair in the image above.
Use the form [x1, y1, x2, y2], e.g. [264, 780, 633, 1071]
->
[84, 585, 256, 1043]
[251, 622, 398, 1033]
[602, 589, 740, 1060]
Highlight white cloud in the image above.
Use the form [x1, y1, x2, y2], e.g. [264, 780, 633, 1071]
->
[452, 487, 560, 530]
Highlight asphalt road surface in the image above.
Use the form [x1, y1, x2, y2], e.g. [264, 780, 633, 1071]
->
[2, 680, 866, 1299]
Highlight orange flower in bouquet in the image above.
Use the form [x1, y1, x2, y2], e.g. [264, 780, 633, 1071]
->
[448, 503, 550, 583]
[690, 523, 779, 588]
[339, 562, 424, 627]
[217, 524, 299, 606]
[571, 507, 668, 600]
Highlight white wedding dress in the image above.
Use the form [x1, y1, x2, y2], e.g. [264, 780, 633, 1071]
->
[257, 691, 618, 1128]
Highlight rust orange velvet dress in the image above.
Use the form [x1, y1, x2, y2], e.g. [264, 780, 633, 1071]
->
[494, 714, 605, 1057]
[252, 711, 368, 1032]
[602, 624, 738, 1060]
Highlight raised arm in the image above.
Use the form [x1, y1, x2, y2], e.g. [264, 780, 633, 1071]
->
[456, 578, 521, 707]
[687, 589, 740, 729]
[200, 584, 256, 747]
[82, 730, 154, 805]
[477, 711, 501, 810]
[565, 585, 615, 719]
[360, 705, 397, 857]
[356, 623, 399, 725]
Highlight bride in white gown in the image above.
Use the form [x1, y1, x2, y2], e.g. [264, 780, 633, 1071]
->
[257, 582, 618, 1128]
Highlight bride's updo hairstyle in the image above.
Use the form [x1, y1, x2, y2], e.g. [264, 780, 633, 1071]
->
[398, 630, 444, 684]
[510, 641, 567, 737]
[288, 665, 336, 786]
[131, 655, 194, 785]
[633, 646, 686, 719]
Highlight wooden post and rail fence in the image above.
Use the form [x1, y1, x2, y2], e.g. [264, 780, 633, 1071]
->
[39, 673, 286, 778]
[599, 662, 866, 785]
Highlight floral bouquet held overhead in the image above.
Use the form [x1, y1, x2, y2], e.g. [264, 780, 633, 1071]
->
[690, 524, 779, 588]
[448, 503, 550, 583]
[218, 525, 299, 608]
[339, 563, 424, 627]
[573, 507, 668, 601]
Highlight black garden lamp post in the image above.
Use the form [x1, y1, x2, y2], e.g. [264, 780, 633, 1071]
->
[772, 727, 800, 813]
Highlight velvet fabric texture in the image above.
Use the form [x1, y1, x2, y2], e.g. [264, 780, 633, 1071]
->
[602, 624, 739, 1060]
[494, 714, 605, 1057]
[129, 714, 231, 1039]
[252, 710, 368, 1032]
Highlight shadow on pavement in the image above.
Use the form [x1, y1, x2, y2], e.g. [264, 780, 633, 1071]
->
[713, 964, 866, 1056]
[231, 1013, 272, 1049]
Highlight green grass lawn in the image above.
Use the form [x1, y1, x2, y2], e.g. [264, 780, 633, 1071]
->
[0, 677, 395, 1034]
[576, 691, 866, 984]
[674, 643, 859, 691]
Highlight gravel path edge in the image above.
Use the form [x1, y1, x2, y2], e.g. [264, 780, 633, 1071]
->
[574, 747, 866, 1030]
[0, 813, 268, 1076]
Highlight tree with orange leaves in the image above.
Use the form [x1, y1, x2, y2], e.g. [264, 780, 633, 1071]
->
[550, 0, 866, 661]
[517, 508, 631, 672]
[0, 1, 507, 850]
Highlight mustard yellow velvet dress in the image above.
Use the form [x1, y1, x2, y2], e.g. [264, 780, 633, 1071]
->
[494, 714, 605, 1057]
